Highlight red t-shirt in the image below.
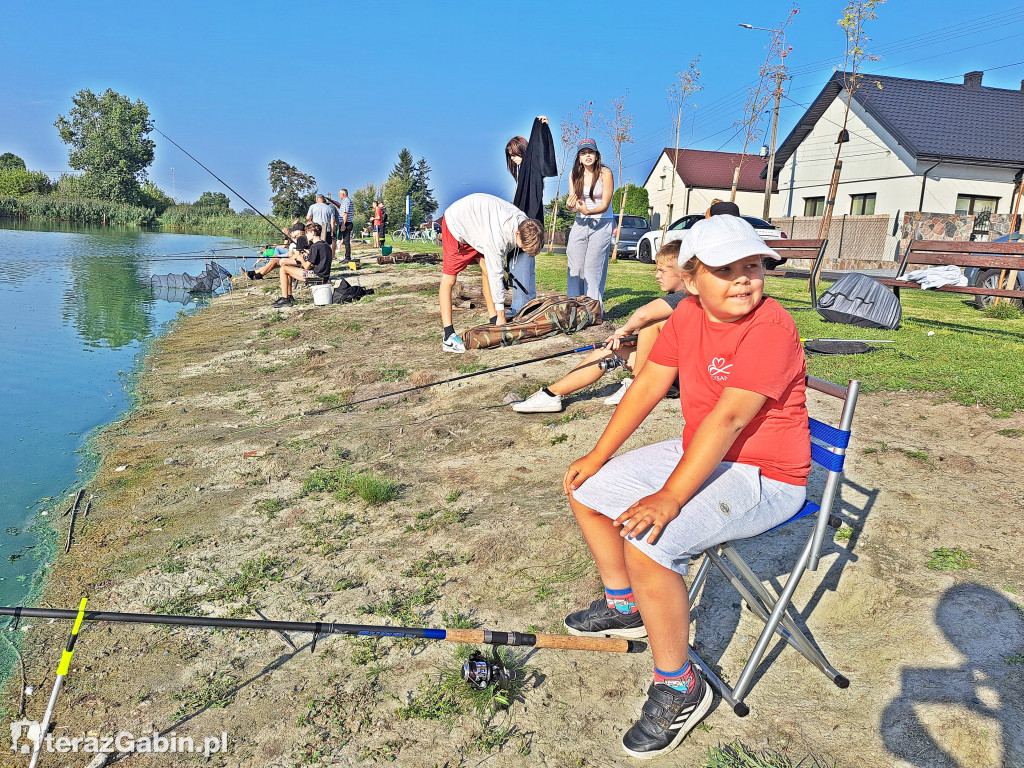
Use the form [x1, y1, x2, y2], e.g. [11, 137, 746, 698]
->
[648, 296, 810, 485]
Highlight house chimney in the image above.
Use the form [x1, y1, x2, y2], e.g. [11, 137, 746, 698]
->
[963, 71, 983, 87]
[1020, 79, 1024, 92]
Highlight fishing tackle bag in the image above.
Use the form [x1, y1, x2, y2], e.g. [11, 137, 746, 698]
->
[816, 273, 902, 330]
[463, 295, 603, 350]
[331, 277, 374, 304]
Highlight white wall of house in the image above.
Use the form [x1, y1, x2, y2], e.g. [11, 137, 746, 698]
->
[774, 93, 1018, 218]
[644, 151, 771, 227]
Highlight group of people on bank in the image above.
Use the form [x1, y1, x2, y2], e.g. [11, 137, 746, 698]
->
[241, 119, 812, 761]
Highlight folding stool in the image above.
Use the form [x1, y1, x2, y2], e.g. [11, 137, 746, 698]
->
[687, 375, 861, 716]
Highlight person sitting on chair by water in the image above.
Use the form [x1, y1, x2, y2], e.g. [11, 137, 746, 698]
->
[247, 225, 309, 280]
[561, 215, 809, 759]
[272, 222, 332, 308]
[514, 241, 687, 414]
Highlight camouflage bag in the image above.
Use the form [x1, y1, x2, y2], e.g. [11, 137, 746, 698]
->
[463, 295, 603, 350]
[376, 251, 440, 265]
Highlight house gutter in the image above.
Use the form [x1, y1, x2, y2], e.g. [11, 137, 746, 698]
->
[918, 159, 942, 211]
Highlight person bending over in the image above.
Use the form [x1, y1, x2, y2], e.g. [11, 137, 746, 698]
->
[438, 193, 543, 353]
[562, 215, 809, 759]
[272, 223, 332, 307]
[514, 241, 686, 413]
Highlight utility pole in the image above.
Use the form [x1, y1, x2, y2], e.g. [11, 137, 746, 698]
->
[763, 71, 785, 220]
[170, 166, 175, 201]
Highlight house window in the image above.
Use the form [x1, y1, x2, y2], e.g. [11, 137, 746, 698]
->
[850, 193, 876, 215]
[955, 195, 998, 215]
[803, 197, 825, 217]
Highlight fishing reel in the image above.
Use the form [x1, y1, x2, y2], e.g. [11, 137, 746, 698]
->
[598, 349, 628, 372]
[462, 650, 513, 706]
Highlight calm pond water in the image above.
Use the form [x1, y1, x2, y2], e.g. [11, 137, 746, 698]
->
[0, 221, 251, 639]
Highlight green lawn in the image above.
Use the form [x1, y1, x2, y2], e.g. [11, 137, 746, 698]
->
[534, 252, 1024, 414]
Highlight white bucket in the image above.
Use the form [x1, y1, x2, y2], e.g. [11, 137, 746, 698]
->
[311, 283, 333, 306]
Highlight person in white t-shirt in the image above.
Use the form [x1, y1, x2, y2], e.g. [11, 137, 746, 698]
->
[438, 193, 543, 353]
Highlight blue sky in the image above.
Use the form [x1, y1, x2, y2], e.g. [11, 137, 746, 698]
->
[4, 0, 1024, 216]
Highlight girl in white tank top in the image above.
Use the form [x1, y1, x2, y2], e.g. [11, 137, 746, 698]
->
[566, 139, 615, 307]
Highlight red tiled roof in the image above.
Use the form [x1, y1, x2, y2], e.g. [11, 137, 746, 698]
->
[662, 148, 775, 192]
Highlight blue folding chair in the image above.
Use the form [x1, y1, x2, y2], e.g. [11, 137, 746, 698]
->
[687, 376, 861, 716]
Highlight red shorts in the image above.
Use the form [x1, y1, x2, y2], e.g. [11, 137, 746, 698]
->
[441, 217, 482, 276]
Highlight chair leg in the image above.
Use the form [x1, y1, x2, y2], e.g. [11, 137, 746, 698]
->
[716, 545, 845, 684]
[717, 541, 848, 705]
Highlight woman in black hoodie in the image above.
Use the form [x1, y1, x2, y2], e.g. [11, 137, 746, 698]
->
[504, 116, 556, 317]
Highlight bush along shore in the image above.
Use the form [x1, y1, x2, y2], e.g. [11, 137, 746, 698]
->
[4, 250, 1023, 767]
[0, 195, 291, 236]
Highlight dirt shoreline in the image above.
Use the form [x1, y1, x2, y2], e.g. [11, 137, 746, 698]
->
[6, 251, 1023, 767]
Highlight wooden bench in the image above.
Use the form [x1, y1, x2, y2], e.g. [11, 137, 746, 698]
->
[762, 238, 834, 305]
[762, 238, 829, 279]
[873, 240, 1024, 305]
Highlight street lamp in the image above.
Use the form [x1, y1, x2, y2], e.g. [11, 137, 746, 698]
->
[740, 22, 791, 219]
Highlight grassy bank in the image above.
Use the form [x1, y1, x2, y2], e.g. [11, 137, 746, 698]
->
[9, 250, 1022, 766]
[533, 254, 1024, 413]
[0, 194, 157, 226]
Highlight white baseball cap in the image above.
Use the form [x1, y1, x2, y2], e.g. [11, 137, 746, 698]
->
[677, 215, 781, 268]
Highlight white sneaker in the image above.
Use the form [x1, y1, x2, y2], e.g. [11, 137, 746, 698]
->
[604, 378, 633, 405]
[513, 389, 563, 413]
[442, 333, 466, 353]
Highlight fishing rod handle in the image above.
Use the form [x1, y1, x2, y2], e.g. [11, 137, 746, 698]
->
[444, 628, 629, 653]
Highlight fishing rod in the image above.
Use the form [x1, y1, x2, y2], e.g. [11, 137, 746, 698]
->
[232, 335, 639, 435]
[153, 128, 293, 245]
[2, 605, 636, 695]
[27, 599, 87, 768]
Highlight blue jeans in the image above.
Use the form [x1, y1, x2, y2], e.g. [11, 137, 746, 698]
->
[508, 249, 536, 314]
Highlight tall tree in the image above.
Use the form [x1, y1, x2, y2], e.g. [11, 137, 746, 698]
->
[195, 191, 233, 211]
[54, 88, 155, 204]
[411, 157, 438, 223]
[351, 183, 378, 233]
[0, 153, 27, 172]
[268, 160, 316, 219]
[383, 148, 416, 230]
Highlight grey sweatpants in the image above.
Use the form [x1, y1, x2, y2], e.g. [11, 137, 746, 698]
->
[566, 216, 613, 309]
[571, 439, 806, 575]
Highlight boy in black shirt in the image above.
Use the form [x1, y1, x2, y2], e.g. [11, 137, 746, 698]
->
[272, 223, 332, 307]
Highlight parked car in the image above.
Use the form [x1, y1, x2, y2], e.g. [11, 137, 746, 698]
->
[609, 214, 650, 256]
[635, 214, 786, 264]
[964, 232, 1024, 309]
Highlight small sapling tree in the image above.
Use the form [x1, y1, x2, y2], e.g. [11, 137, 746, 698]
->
[665, 56, 703, 235]
[819, 0, 883, 238]
[603, 93, 634, 261]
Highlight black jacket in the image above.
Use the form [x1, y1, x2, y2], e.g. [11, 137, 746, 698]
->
[512, 118, 557, 222]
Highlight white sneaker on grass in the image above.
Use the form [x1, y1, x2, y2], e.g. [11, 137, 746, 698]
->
[442, 334, 466, 353]
[604, 378, 633, 405]
[512, 389, 563, 413]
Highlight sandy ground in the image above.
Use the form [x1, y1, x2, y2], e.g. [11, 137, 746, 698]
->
[4, 252, 1023, 768]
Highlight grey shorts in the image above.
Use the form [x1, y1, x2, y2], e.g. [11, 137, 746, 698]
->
[571, 439, 806, 574]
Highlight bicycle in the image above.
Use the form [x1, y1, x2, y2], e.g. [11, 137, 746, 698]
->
[391, 226, 417, 242]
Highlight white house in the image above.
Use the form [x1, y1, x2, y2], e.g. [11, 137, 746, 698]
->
[643, 149, 774, 228]
[768, 71, 1024, 221]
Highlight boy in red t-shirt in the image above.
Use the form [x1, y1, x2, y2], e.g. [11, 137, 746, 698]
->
[562, 215, 810, 759]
